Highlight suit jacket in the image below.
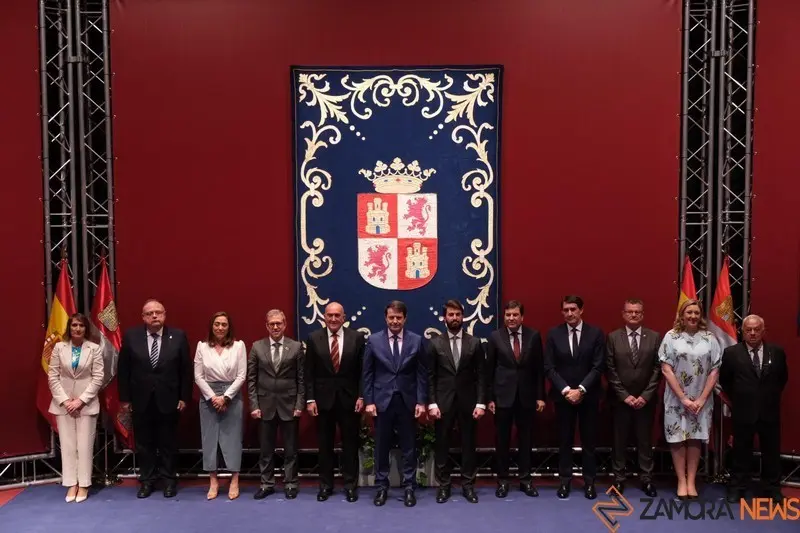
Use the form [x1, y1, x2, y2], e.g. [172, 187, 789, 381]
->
[247, 336, 305, 421]
[427, 330, 486, 412]
[362, 329, 427, 413]
[544, 322, 605, 403]
[48, 340, 105, 416]
[719, 342, 788, 424]
[605, 326, 662, 403]
[305, 326, 365, 411]
[486, 326, 545, 409]
[118, 325, 192, 413]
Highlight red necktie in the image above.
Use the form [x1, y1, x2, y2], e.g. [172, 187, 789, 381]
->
[331, 333, 340, 372]
[512, 331, 521, 360]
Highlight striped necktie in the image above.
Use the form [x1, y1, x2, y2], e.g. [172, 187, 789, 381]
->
[150, 333, 160, 368]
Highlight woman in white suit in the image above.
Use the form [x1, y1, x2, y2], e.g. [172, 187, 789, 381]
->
[48, 313, 104, 503]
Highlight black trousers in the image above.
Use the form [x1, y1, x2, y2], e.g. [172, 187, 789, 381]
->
[611, 401, 655, 483]
[316, 397, 360, 490]
[494, 401, 534, 484]
[259, 416, 298, 489]
[375, 393, 416, 490]
[434, 403, 477, 488]
[730, 418, 781, 492]
[555, 399, 598, 483]
[133, 398, 179, 485]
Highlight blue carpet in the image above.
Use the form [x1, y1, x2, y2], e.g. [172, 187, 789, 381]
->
[0, 484, 796, 533]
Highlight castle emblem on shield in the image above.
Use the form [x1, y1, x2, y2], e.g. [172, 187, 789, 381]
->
[357, 158, 438, 290]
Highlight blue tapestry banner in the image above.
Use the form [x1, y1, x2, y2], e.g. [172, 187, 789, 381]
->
[292, 66, 502, 341]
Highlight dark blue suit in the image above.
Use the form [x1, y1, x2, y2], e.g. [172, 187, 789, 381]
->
[363, 329, 428, 489]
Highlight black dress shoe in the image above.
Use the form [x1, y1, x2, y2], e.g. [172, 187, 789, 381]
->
[520, 483, 539, 497]
[345, 488, 358, 502]
[137, 484, 153, 499]
[462, 487, 479, 503]
[285, 488, 298, 499]
[642, 483, 657, 498]
[317, 488, 333, 501]
[374, 488, 388, 506]
[557, 483, 570, 499]
[726, 489, 744, 504]
[163, 484, 177, 498]
[495, 483, 509, 498]
[253, 487, 275, 500]
[436, 487, 450, 503]
[584, 484, 597, 500]
[404, 488, 416, 507]
[612, 481, 625, 494]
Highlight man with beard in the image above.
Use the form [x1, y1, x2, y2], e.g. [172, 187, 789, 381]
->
[427, 299, 486, 503]
[486, 300, 546, 499]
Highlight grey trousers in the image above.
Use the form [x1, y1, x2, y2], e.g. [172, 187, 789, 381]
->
[199, 381, 243, 472]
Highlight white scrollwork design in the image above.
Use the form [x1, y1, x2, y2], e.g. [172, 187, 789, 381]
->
[296, 70, 498, 332]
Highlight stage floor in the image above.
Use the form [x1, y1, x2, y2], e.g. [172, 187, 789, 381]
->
[0, 482, 797, 532]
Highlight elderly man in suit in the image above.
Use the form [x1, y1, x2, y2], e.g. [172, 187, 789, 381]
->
[486, 300, 546, 499]
[720, 314, 789, 504]
[427, 299, 486, 504]
[118, 299, 192, 499]
[605, 298, 661, 497]
[305, 302, 366, 503]
[248, 309, 305, 500]
[544, 295, 605, 500]
[363, 300, 427, 508]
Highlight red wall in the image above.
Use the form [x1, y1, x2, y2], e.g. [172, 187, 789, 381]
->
[0, 0, 48, 456]
[110, 0, 680, 447]
[750, 1, 800, 452]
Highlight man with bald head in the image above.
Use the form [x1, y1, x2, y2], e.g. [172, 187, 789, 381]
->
[118, 299, 192, 498]
[305, 302, 366, 502]
[720, 315, 788, 503]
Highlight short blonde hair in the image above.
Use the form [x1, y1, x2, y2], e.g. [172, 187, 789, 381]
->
[672, 298, 708, 332]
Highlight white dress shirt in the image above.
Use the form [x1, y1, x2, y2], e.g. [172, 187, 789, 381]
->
[626, 326, 643, 350]
[307, 328, 353, 404]
[194, 340, 247, 400]
[746, 343, 764, 367]
[270, 336, 285, 367]
[507, 327, 522, 349]
[562, 321, 586, 396]
[388, 329, 403, 355]
[428, 330, 486, 412]
[146, 327, 164, 357]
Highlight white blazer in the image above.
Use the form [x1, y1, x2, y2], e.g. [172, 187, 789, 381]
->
[48, 340, 105, 416]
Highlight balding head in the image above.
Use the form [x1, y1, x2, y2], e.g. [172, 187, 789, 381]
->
[324, 302, 345, 333]
[742, 314, 765, 349]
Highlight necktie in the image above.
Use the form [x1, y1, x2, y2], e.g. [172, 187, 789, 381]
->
[511, 331, 520, 360]
[392, 335, 400, 359]
[331, 333, 340, 372]
[451, 334, 460, 368]
[149, 333, 160, 368]
[571, 327, 579, 357]
[751, 348, 760, 376]
[630, 331, 640, 366]
[272, 342, 282, 371]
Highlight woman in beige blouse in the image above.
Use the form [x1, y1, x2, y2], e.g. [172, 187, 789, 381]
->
[194, 311, 247, 500]
[48, 313, 104, 503]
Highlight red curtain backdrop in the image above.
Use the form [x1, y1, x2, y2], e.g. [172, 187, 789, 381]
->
[749, 0, 800, 451]
[110, 0, 680, 448]
[0, 0, 48, 456]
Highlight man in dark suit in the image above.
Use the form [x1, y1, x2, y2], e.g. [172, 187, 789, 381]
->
[720, 314, 789, 504]
[605, 298, 660, 497]
[486, 300, 545, 499]
[544, 295, 605, 500]
[247, 309, 305, 500]
[118, 299, 191, 499]
[363, 300, 427, 507]
[305, 302, 366, 503]
[427, 299, 486, 504]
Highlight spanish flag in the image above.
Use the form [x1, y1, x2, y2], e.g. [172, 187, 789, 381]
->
[677, 254, 698, 314]
[36, 259, 77, 431]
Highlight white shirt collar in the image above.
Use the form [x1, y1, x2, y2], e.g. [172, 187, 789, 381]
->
[568, 321, 583, 332]
[449, 330, 461, 340]
[327, 328, 342, 339]
[389, 329, 403, 340]
[149, 327, 164, 338]
[626, 326, 642, 336]
[270, 336, 284, 346]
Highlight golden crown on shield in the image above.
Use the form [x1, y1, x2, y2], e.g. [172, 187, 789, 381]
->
[359, 157, 436, 194]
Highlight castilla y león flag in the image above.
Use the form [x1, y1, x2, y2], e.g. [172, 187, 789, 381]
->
[90, 257, 133, 448]
[36, 259, 77, 431]
[709, 255, 738, 350]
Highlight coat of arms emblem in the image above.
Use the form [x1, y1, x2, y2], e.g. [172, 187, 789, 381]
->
[357, 158, 438, 290]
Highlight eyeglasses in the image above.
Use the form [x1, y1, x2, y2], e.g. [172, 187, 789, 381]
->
[624, 310, 643, 315]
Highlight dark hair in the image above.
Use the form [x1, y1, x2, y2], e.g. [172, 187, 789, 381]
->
[562, 295, 584, 309]
[207, 311, 235, 347]
[624, 298, 644, 307]
[442, 299, 464, 314]
[384, 300, 407, 317]
[63, 313, 91, 342]
[504, 300, 524, 315]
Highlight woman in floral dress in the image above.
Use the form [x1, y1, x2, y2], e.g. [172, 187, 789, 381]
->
[658, 299, 721, 499]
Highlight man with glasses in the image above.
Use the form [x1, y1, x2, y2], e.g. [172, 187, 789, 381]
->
[605, 299, 661, 497]
[118, 299, 192, 498]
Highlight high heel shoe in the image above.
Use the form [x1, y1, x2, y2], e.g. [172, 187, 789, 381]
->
[65, 486, 77, 503]
[207, 485, 219, 500]
[76, 488, 88, 503]
[228, 484, 239, 500]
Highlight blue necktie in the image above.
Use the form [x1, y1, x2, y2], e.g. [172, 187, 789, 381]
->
[392, 335, 400, 359]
